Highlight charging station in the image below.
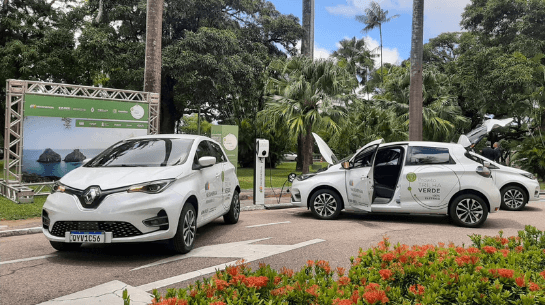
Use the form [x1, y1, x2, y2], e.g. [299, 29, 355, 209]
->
[254, 138, 269, 205]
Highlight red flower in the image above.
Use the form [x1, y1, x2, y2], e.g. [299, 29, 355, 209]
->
[214, 279, 229, 291]
[336, 267, 346, 277]
[316, 260, 332, 274]
[333, 298, 354, 305]
[360, 277, 367, 286]
[338, 276, 351, 286]
[409, 284, 425, 296]
[515, 246, 524, 252]
[467, 247, 480, 254]
[243, 276, 269, 289]
[529, 282, 540, 291]
[306, 284, 319, 297]
[362, 289, 389, 304]
[274, 276, 282, 285]
[226, 265, 240, 276]
[209, 302, 225, 305]
[497, 269, 514, 279]
[307, 260, 314, 267]
[540, 270, 545, 280]
[280, 267, 294, 277]
[500, 249, 509, 257]
[351, 290, 360, 304]
[515, 276, 525, 287]
[151, 298, 188, 305]
[258, 262, 267, 269]
[382, 253, 395, 262]
[483, 246, 497, 254]
[481, 277, 489, 283]
[230, 274, 246, 285]
[379, 269, 393, 280]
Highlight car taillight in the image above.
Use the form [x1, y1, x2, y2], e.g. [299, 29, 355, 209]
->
[476, 166, 491, 178]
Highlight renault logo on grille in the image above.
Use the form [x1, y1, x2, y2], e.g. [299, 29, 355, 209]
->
[83, 187, 101, 205]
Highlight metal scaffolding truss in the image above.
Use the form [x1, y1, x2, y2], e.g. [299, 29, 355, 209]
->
[2, 79, 160, 201]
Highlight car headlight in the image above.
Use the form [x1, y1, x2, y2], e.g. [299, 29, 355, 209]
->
[128, 179, 175, 194]
[297, 173, 317, 181]
[520, 173, 536, 180]
[52, 181, 66, 193]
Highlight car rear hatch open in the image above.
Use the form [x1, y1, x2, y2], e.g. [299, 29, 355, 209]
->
[457, 118, 513, 148]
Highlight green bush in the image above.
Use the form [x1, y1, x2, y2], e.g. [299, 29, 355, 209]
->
[237, 119, 292, 168]
[513, 136, 545, 181]
[138, 226, 545, 305]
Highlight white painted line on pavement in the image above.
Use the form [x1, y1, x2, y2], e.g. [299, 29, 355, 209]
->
[0, 254, 56, 265]
[246, 221, 290, 228]
[136, 238, 325, 292]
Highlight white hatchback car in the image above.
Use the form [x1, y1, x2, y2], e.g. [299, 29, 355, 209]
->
[467, 152, 540, 211]
[289, 133, 501, 227]
[42, 134, 241, 253]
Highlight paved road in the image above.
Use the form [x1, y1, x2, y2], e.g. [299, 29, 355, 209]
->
[2, 202, 545, 305]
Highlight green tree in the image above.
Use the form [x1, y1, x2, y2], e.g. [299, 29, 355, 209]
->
[331, 37, 376, 94]
[355, 1, 399, 85]
[261, 56, 356, 173]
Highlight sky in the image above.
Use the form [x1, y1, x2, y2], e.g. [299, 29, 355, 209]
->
[269, 0, 471, 66]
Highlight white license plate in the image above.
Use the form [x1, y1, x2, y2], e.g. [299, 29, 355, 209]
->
[69, 231, 105, 243]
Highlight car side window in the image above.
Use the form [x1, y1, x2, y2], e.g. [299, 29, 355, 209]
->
[209, 142, 227, 163]
[352, 145, 378, 168]
[193, 141, 214, 168]
[406, 146, 454, 165]
[375, 148, 402, 166]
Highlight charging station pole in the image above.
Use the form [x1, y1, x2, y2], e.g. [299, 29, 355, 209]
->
[254, 139, 269, 205]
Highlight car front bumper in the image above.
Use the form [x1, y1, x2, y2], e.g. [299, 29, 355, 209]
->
[42, 190, 184, 243]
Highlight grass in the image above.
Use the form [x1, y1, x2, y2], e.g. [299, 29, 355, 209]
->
[237, 161, 328, 190]
[0, 196, 45, 220]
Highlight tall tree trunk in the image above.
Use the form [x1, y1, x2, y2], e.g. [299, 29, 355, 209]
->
[144, 0, 164, 131]
[296, 133, 303, 171]
[409, 0, 424, 141]
[302, 124, 313, 174]
[301, 0, 314, 58]
[379, 23, 383, 86]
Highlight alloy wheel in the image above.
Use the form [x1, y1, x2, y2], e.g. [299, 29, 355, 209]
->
[233, 192, 240, 220]
[183, 209, 196, 246]
[313, 193, 338, 217]
[503, 189, 525, 210]
[455, 198, 484, 224]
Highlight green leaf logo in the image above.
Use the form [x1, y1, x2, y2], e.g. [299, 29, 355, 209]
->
[406, 172, 417, 182]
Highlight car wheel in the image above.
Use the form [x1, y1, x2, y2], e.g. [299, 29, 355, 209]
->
[49, 241, 81, 251]
[500, 186, 527, 211]
[309, 189, 342, 220]
[223, 190, 240, 224]
[171, 203, 197, 254]
[449, 194, 488, 228]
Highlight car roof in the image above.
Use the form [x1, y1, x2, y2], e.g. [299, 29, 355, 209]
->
[382, 141, 462, 148]
[127, 134, 210, 141]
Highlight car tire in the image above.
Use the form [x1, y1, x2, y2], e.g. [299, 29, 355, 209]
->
[223, 190, 240, 224]
[449, 194, 488, 228]
[171, 203, 197, 254]
[50, 241, 81, 251]
[500, 186, 527, 211]
[309, 189, 342, 220]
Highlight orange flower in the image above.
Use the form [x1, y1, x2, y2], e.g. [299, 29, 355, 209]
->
[500, 249, 510, 257]
[209, 302, 225, 305]
[336, 267, 346, 277]
[529, 282, 540, 291]
[382, 253, 395, 262]
[214, 279, 229, 291]
[243, 276, 269, 289]
[500, 237, 509, 245]
[205, 285, 216, 298]
[467, 247, 480, 254]
[332, 298, 354, 305]
[351, 290, 360, 303]
[307, 260, 314, 267]
[540, 270, 545, 280]
[258, 262, 267, 269]
[360, 277, 367, 286]
[230, 274, 246, 285]
[338, 276, 351, 286]
[379, 269, 393, 281]
[306, 284, 320, 297]
[151, 298, 188, 305]
[476, 266, 483, 272]
[409, 284, 425, 296]
[362, 289, 389, 304]
[515, 276, 525, 287]
[316, 260, 332, 274]
[280, 267, 294, 277]
[497, 269, 514, 279]
[226, 265, 240, 277]
[274, 276, 282, 285]
[483, 246, 497, 254]
[515, 246, 524, 252]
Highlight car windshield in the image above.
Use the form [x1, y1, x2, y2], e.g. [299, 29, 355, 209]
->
[85, 138, 194, 167]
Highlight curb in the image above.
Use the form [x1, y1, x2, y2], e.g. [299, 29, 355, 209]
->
[0, 227, 42, 238]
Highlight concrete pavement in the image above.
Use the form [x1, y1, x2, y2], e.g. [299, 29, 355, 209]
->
[0, 188, 295, 238]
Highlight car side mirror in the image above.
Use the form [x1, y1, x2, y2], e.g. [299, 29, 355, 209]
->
[341, 161, 351, 169]
[198, 156, 216, 168]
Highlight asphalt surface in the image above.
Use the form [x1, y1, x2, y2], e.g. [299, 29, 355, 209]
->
[1, 192, 545, 305]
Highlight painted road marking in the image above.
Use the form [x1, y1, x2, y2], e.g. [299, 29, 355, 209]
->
[135, 238, 325, 291]
[0, 254, 56, 265]
[246, 221, 290, 228]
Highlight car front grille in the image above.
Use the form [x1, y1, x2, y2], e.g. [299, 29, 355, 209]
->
[50, 221, 143, 238]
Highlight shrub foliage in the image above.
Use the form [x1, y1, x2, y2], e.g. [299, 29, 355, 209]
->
[125, 226, 545, 304]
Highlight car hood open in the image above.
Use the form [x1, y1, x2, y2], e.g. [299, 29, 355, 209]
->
[457, 118, 513, 148]
[312, 132, 384, 165]
[60, 166, 183, 190]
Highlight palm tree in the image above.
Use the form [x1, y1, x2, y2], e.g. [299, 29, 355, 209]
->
[261, 56, 356, 173]
[331, 37, 376, 91]
[409, 0, 424, 141]
[356, 1, 399, 85]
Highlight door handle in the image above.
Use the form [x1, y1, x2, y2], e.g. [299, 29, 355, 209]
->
[216, 173, 221, 178]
